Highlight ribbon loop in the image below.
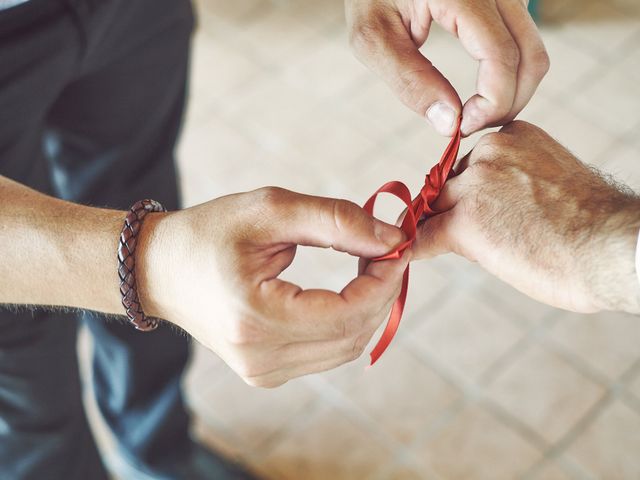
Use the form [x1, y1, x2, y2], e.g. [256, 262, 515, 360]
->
[364, 118, 462, 365]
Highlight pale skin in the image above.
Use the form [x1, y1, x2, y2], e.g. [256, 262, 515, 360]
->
[0, 177, 408, 388]
[412, 121, 640, 314]
[2, 1, 635, 390]
[346, 0, 550, 136]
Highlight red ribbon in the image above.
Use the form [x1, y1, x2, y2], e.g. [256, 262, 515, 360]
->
[364, 117, 462, 365]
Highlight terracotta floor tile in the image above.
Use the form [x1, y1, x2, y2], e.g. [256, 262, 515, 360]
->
[171, 5, 640, 479]
[230, 6, 324, 66]
[192, 416, 248, 464]
[549, 311, 640, 380]
[279, 0, 345, 29]
[193, 369, 317, 451]
[568, 400, 640, 479]
[530, 461, 575, 480]
[257, 405, 394, 480]
[486, 343, 604, 444]
[381, 464, 430, 480]
[624, 38, 640, 83]
[477, 276, 556, 327]
[627, 372, 640, 404]
[281, 36, 369, 100]
[400, 265, 452, 330]
[184, 343, 226, 395]
[282, 112, 380, 178]
[178, 116, 258, 179]
[568, 68, 640, 137]
[223, 80, 319, 147]
[279, 243, 358, 293]
[535, 31, 599, 97]
[411, 293, 525, 383]
[612, 0, 640, 15]
[193, 0, 263, 26]
[419, 24, 478, 106]
[346, 79, 417, 141]
[332, 347, 460, 445]
[538, 0, 577, 24]
[189, 29, 263, 107]
[393, 122, 465, 173]
[556, 1, 640, 58]
[417, 404, 541, 480]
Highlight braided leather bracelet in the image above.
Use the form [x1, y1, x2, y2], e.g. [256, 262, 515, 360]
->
[117, 199, 166, 331]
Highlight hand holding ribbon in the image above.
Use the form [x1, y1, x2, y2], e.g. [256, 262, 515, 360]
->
[364, 117, 462, 365]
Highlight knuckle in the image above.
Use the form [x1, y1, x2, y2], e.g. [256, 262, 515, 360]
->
[473, 132, 509, 155]
[501, 120, 535, 135]
[467, 160, 501, 180]
[393, 71, 434, 114]
[349, 10, 389, 56]
[329, 199, 363, 233]
[255, 186, 288, 213]
[499, 40, 520, 71]
[530, 48, 551, 79]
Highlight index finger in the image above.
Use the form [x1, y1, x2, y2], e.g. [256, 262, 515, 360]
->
[453, 4, 520, 135]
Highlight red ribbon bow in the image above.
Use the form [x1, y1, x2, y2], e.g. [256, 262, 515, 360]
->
[364, 117, 462, 365]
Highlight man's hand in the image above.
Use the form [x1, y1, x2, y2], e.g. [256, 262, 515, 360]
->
[138, 187, 408, 387]
[346, 0, 549, 136]
[413, 121, 640, 314]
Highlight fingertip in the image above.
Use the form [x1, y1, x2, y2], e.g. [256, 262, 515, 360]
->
[461, 97, 489, 136]
[373, 219, 406, 249]
[427, 102, 459, 136]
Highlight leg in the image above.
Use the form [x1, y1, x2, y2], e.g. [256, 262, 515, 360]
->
[44, 1, 255, 478]
[44, 0, 192, 469]
[0, 312, 109, 480]
[0, 2, 109, 478]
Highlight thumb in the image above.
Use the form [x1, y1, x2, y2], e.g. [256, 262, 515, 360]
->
[268, 190, 404, 258]
[411, 210, 457, 261]
[350, 10, 462, 136]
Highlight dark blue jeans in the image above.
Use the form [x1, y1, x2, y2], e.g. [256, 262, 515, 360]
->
[0, 1, 195, 478]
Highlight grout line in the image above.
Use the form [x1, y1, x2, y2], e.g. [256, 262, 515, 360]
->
[297, 373, 448, 480]
[520, 391, 613, 480]
[478, 310, 562, 386]
[515, 337, 640, 478]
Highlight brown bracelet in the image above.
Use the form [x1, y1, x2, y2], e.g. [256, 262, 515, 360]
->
[117, 199, 166, 331]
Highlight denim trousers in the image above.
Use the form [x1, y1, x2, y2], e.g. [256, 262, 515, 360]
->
[0, 1, 195, 478]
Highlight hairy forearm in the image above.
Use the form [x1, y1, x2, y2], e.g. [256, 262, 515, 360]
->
[587, 200, 640, 314]
[0, 175, 125, 314]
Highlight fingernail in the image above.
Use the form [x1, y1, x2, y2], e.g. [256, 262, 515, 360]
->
[427, 102, 456, 136]
[374, 221, 403, 247]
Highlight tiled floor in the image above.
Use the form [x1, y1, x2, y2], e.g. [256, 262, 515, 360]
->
[88, 0, 640, 478]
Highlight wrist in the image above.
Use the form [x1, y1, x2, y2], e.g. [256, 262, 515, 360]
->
[585, 196, 640, 314]
[135, 210, 177, 321]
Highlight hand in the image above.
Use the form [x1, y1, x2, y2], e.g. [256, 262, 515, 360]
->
[346, 0, 549, 136]
[137, 187, 408, 387]
[413, 121, 640, 314]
